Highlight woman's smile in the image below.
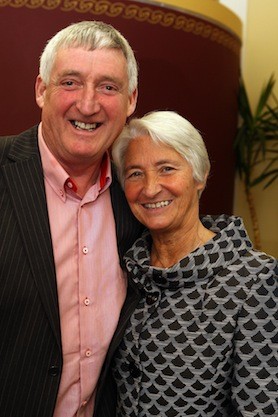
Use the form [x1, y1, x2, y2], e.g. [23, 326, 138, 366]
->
[141, 200, 172, 209]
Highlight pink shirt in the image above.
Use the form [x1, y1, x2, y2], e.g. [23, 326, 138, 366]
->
[38, 124, 127, 417]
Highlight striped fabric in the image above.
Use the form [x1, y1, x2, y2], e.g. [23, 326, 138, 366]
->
[0, 126, 143, 417]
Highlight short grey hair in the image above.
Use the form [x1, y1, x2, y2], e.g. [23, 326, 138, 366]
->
[39, 20, 138, 94]
[112, 110, 211, 194]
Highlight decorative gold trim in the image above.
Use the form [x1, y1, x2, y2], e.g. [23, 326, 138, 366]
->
[143, 0, 242, 39]
[0, 0, 241, 55]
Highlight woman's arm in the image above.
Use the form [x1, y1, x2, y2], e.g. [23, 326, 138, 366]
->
[232, 265, 278, 416]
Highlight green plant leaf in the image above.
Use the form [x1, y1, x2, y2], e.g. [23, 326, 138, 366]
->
[234, 74, 278, 190]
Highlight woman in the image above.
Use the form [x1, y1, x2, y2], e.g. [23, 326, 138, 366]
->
[102, 111, 278, 416]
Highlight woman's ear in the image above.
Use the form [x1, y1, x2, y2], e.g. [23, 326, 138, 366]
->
[196, 171, 209, 197]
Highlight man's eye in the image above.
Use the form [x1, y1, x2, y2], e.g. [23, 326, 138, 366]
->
[97, 84, 118, 95]
[61, 80, 76, 88]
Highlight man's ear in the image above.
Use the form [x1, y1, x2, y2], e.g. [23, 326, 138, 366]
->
[35, 75, 46, 109]
[127, 88, 138, 117]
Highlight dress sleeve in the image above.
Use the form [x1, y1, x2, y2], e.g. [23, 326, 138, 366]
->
[232, 267, 278, 416]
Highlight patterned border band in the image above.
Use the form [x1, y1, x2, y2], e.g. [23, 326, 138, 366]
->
[0, 0, 241, 55]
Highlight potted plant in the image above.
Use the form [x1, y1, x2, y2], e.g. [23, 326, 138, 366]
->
[234, 74, 278, 250]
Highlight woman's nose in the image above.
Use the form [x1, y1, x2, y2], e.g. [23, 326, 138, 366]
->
[143, 173, 162, 197]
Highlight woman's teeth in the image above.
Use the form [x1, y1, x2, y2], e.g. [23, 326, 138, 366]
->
[143, 201, 171, 209]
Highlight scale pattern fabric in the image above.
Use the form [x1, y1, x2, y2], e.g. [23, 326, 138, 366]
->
[112, 215, 278, 417]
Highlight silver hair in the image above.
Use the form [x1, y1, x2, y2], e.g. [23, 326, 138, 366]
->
[112, 110, 211, 195]
[39, 20, 138, 94]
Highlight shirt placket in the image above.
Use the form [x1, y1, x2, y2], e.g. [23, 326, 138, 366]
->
[78, 202, 94, 411]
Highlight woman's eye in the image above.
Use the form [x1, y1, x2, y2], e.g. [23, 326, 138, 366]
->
[162, 166, 174, 173]
[126, 171, 143, 180]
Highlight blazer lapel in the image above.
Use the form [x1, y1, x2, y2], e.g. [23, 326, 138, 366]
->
[2, 127, 61, 346]
[107, 280, 140, 361]
[95, 279, 140, 404]
[110, 166, 144, 262]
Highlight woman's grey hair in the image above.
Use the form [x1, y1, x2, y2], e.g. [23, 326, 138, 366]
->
[39, 20, 138, 94]
[112, 110, 211, 194]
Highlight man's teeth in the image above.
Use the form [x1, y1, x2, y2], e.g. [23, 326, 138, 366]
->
[143, 201, 171, 209]
[73, 121, 98, 131]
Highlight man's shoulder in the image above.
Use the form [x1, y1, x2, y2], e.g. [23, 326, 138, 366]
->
[0, 126, 39, 163]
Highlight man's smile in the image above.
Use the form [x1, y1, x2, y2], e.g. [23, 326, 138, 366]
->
[70, 120, 101, 131]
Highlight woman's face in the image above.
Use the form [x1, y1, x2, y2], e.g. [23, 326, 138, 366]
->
[123, 135, 205, 235]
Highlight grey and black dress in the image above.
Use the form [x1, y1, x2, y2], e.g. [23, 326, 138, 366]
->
[112, 214, 278, 417]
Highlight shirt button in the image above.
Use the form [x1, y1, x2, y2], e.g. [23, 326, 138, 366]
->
[85, 349, 92, 357]
[82, 246, 88, 254]
[84, 298, 90, 306]
[67, 181, 73, 188]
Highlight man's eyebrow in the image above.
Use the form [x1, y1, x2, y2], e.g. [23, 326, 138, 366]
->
[58, 70, 81, 77]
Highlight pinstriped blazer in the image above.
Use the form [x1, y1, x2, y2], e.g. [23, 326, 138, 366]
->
[0, 125, 143, 417]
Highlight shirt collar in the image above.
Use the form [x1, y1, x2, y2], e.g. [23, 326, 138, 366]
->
[38, 123, 112, 202]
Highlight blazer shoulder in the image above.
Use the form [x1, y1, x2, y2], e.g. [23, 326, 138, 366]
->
[0, 125, 39, 164]
[0, 134, 16, 163]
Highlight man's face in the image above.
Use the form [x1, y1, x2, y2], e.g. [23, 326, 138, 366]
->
[36, 47, 137, 172]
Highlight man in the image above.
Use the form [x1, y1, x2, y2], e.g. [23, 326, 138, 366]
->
[0, 20, 143, 417]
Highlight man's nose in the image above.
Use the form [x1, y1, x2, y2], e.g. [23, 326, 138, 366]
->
[76, 86, 101, 115]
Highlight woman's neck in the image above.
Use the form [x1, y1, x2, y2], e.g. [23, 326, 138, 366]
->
[150, 222, 215, 268]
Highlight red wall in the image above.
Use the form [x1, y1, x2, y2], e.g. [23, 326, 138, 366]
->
[0, 1, 241, 214]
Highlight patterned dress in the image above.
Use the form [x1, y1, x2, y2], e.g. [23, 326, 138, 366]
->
[112, 215, 278, 417]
